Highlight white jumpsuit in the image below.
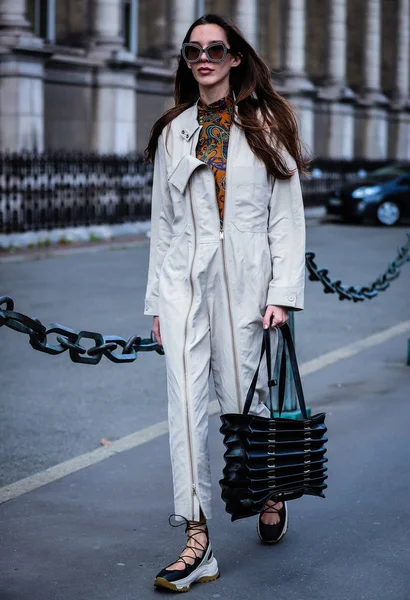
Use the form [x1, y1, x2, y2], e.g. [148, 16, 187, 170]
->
[144, 103, 306, 522]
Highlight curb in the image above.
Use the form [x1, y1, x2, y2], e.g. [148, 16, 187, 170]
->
[0, 221, 151, 251]
[0, 207, 326, 261]
[304, 206, 326, 220]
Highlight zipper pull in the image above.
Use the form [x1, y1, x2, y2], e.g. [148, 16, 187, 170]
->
[192, 485, 196, 495]
[220, 230, 224, 240]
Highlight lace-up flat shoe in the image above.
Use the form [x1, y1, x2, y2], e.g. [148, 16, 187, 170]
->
[154, 518, 220, 593]
[257, 500, 288, 544]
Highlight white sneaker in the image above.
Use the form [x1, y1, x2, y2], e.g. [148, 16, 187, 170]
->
[154, 520, 220, 592]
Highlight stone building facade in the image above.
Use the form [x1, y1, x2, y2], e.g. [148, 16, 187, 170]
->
[0, 0, 409, 159]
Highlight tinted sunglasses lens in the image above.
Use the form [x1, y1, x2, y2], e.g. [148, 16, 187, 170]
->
[184, 44, 201, 62]
[207, 44, 226, 61]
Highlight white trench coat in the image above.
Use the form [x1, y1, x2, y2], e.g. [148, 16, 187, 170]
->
[144, 103, 306, 521]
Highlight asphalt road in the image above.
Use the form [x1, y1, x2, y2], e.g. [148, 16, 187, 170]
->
[1, 332, 409, 600]
[0, 219, 409, 487]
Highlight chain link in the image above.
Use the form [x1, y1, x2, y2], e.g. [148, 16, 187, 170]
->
[0, 296, 164, 364]
[306, 230, 410, 302]
[1, 231, 409, 363]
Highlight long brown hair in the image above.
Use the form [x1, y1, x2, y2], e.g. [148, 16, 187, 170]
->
[145, 13, 309, 178]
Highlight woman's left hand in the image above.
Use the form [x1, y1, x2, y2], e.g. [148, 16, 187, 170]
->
[262, 305, 289, 329]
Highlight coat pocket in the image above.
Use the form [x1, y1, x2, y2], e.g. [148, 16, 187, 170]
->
[230, 166, 270, 233]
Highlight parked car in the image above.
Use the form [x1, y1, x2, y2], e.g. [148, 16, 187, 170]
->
[326, 165, 410, 225]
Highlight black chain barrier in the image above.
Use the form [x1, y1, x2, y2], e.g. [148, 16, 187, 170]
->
[306, 230, 410, 301]
[0, 295, 164, 364]
[1, 231, 409, 363]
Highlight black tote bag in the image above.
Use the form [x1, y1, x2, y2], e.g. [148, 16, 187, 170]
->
[219, 323, 328, 521]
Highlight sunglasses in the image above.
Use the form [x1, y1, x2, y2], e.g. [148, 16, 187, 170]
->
[181, 42, 232, 64]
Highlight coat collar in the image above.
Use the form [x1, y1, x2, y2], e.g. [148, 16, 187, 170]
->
[177, 101, 201, 142]
[177, 93, 239, 142]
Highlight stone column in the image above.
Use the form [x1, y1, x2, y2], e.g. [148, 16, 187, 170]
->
[390, 0, 410, 159]
[0, 0, 33, 46]
[93, 67, 137, 154]
[0, 57, 47, 152]
[326, 0, 347, 87]
[235, 0, 258, 49]
[90, 0, 138, 153]
[356, 0, 388, 159]
[389, 111, 410, 160]
[316, 0, 355, 158]
[91, 0, 123, 52]
[284, 0, 311, 88]
[0, 0, 50, 152]
[392, 0, 409, 107]
[0, 0, 30, 32]
[282, 0, 315, 153]
[169, 0, 196, 57]
[363, 0, 382, 96]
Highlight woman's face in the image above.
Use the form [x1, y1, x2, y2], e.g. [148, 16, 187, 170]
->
[186, 24, 241, 91]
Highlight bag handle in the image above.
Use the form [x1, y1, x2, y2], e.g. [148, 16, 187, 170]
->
[276, 323, 308, 419]
[242, 330, 277, 416]
[242, 323, 308, 419]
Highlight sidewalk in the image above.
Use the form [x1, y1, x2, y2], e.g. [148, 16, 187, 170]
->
[1, 333, 409, 600]
[0, 207, 326, 253]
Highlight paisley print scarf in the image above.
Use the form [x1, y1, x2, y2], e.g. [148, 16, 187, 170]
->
[196, 93, 234, 230]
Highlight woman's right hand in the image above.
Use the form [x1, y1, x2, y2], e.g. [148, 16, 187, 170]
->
[152, 316, 163, 348]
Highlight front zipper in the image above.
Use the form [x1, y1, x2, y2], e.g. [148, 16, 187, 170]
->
[183, 181, 200, 521]
[219, 230, 243, 413]
[183, 126, 204, 520]
[221, 124, 243, 414]
[180, 121, 242, 518]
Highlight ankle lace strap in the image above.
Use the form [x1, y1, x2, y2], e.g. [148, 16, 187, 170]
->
[260, 500, 283, 516]
[168, 514, 208, 568]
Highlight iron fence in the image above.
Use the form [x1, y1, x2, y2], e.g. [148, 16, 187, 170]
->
[300, 158, 408, 205]
[0, 151, 408, 234]
[0, 152, 153, 234]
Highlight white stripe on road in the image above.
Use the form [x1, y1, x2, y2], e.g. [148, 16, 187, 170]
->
[1, 319, 409, 505]
[0, 421, 169, 505]
[0, 450, 114, 504]
[299, 319, 410, 376]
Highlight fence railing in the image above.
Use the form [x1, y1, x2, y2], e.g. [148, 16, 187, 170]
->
[0, 153, 153, 234]
[0, 152, 407, 234]
[300, 158, 409, 205]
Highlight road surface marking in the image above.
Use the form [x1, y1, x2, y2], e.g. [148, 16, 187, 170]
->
[299, 319, 410, 377]
[1, 319, 409, 505]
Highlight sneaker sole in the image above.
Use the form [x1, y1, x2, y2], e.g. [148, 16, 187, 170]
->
[154, 557, 220, 592]
[257, 504, 289, 544]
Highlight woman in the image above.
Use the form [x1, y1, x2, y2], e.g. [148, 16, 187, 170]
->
[144, 13, 306, 593]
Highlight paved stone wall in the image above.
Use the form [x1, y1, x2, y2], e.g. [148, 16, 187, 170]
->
[346, 0, 366, 94]
[259, 0, 282, 70]
[206, 0, 232, 17]
[44, 66, 93, 151]
[56, 0, 89, 47]
[136, 85, 173, 152]
[138, 0, 168, 58]
[0, 0, 408, 157]
[381, 0, 397, 96]
[306, 0, 327, 82]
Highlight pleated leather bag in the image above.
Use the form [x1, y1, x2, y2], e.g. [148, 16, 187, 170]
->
[219, 323, 328, 521]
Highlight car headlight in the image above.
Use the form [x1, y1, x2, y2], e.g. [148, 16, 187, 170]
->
[352, 185, 382, 198]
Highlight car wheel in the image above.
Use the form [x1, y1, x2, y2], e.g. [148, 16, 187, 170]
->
[376, 201, 400, 226]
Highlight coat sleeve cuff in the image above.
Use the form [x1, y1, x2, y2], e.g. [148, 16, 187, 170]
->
[266, 287, 304, 311]
[144, 299, 159, 316]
